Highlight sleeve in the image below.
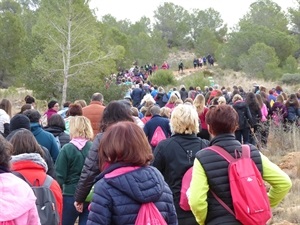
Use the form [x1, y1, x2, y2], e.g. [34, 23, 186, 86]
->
[42, 146, 57, 179]
[143, 124, 150, 138]
[55, 148, 68, 188]
[87, 181, 112, 225]
[50, 135, 60, 162]
[27, 205, 41, 225]
[260, 152, 292, 207]
[189, 159, 209, 225]
[74, 135, 101, 203]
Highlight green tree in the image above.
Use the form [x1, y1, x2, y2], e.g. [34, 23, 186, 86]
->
[282, 55, 298, 73]
[153, 2, 190, 48]
[0, 0, 25, 87]
[29, 0, 124, 103]
[238, 43, 280, 79]
[195, 28, 219, 57]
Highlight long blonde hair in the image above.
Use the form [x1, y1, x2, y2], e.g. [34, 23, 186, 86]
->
[193, 94, 205, 114]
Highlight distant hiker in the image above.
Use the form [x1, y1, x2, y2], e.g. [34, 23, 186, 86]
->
[193, 58, 198, 69]
[178, 60, 184, 73]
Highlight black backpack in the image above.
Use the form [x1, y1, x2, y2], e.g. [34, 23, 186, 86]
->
[13, 172, 60, 225]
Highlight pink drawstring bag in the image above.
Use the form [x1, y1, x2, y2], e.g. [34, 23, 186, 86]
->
[135, 202, 167, 225]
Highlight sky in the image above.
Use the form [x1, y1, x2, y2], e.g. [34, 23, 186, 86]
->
[89, 0, 298, 28]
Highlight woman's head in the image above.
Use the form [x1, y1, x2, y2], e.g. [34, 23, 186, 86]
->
[19, 104, 33, 114]
[0, 99, 12, 117]
[99, 100, 134, 132]
[48, 114, 66, 130]
[232, 94, 243, 103]
[69, 116, 93, 140]
[286, 93, 300, 108]
[74, 99, 87, 108]
[0, 136, 13, 169]
[25, 95, 35, 104]
[9, 129, 44, 158]
[48, 100, 59, 111]
[66, 103, 82, 117]
[170, 104, 199, 134]
[160, 107, 171, 118]
[193, 94, 205, 114]
[99, 121, 153, 171]
[276, 94, 284, 103]
[167, 94, 179, 104]
[206, 105, 238, 136]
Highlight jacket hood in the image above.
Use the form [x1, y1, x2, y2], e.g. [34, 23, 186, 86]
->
[44, 126, 64, 136]
[233, 100, 247, 109]
[11, 153, 48, 172]
[100, 164, 165, 203]
[30, 122, 43, 135]
[0, 173, 36, 221]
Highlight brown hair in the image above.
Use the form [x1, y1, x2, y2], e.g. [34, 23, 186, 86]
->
[99, 121, 153, 171]
[0, 135, 13, 169]
[206, 105, 238, 135]
[66, 103, 83, 117]
[9, 129, 44, 158]
[0, 99, 12, 117]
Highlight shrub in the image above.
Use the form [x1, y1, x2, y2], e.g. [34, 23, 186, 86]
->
[180, 72, 210, 90]
[148, 69, 177, 87]
[280, 73, 300, 85]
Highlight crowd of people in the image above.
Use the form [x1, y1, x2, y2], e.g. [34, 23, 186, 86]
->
[0, 77, 296, 224]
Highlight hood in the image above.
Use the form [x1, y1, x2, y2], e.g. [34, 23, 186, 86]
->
[101, 164, 165, 203]
[30, 122, 43, 135]
[44, 126, 64, 136]
[11, 153, 48, 172]
[233, 100, 247, 109]
[0, 173, 36, 221]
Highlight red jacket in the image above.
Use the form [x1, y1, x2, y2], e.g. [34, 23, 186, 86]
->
[11, 153, 63, 224]
[82, 101, 105, 137]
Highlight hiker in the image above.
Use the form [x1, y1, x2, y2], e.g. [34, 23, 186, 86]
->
[82, 93, 105, 137]
[193, 94, 210, 141]
[178, 60, 184, 73]
[285, 93, 300, 125]
[87, 121, 177, 225]
[143, 106, 171, 149]
[189, 105, 292, 225]
[152, 104, 209, 225]
[74, 101, 135, 211]
[0, 136, 40, 225]
[232, 94, 253, 144]
[64, 103, 83, 134]
[0, 98, 12, 137]
[44, 100, 60, 122]
[24, 95, 36, 108]
[179, 85, 188, 102]
[55, 116, 93, 225]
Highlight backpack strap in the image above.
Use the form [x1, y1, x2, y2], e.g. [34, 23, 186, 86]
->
[241, 144, 251, 159]
[210, 191, 235, 217]
[43, 175, 53, 188]
[207, 145, 235, 163]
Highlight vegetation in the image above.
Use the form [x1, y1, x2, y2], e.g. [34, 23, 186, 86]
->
[148, 69, 177, 87]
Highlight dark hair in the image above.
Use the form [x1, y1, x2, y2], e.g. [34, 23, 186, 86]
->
[63, 101, 72, 108]
[245, 92, 260, 112]
[99, 100, 134, 132]
[9, 129, 44, 158]
[23, 109, 41, 123]
[99, 121, 153, 171]
[47, 114, 66, 130]
[66, 104, 82, 117]
[206, 105, 238, 135]
[19, 104, 32, 114]
[0, 135, 13, 169]
[25, 95, 35, 104]
[48, 100, 58, 109]
[286, 94, 300, 108]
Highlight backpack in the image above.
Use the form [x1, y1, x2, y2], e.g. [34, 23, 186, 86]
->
[162, 94, 169, 103]
[150, 126, 166, 147]
[0, 221, 15, 225]
[179, 167, 193, 211]
[135, 202, 167, 225]
[208, 145, 271, 225]
[55, 136, 61, 149]
[13, 172, 60, 225]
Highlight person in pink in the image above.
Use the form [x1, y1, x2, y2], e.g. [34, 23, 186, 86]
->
[0, 136, 40, 225]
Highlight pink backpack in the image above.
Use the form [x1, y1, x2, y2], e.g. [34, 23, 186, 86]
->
[150, 126, 166, 147]
[208, 145, 271, 225]
[0, 221, 15, 225]
[179, 167, 193, 211]
[135, 202, 167, 225]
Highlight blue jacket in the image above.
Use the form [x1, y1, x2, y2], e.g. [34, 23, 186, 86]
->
[30, 122, 59, 162]
[87, 163, 178, 225]
[143, 115, 171, 144]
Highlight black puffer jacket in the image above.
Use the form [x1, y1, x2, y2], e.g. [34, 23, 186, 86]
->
[74, 133, 103, 203]
[232, 100, 253, 129]
[152, 133, 209, 224]
[196, 134, 262, 225]
[43, 126, 70, 147]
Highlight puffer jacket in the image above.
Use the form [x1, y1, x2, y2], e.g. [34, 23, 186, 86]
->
[87, 163, 178, 225]
[0, 171, 40, 225]
[82, 101, 105, 137]
[152, 134, 209, 223]
[232, 100, 253, 129]
[74, 133, 103, 203]
[195, 134, 262, 225]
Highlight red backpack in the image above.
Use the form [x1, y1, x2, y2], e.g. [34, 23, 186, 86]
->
[179, 167, 193, 211]
[150, 126, 166, 147]
[208, 145, 271, 225]
[135, 202, 167, 225]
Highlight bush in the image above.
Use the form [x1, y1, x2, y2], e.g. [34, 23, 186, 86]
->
[148, 69, 177, 87]
[180, 72, 210, 90]
[280, 73, 300, 85]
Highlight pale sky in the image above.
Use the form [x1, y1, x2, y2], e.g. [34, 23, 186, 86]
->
[89, 0, 298, 28]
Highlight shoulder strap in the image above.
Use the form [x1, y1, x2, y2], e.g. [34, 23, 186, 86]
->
[43, 175, 53, 188]
[207, 145, 235, 163]
[12, 171, 32, 187]
[241, 144, 251, 159]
